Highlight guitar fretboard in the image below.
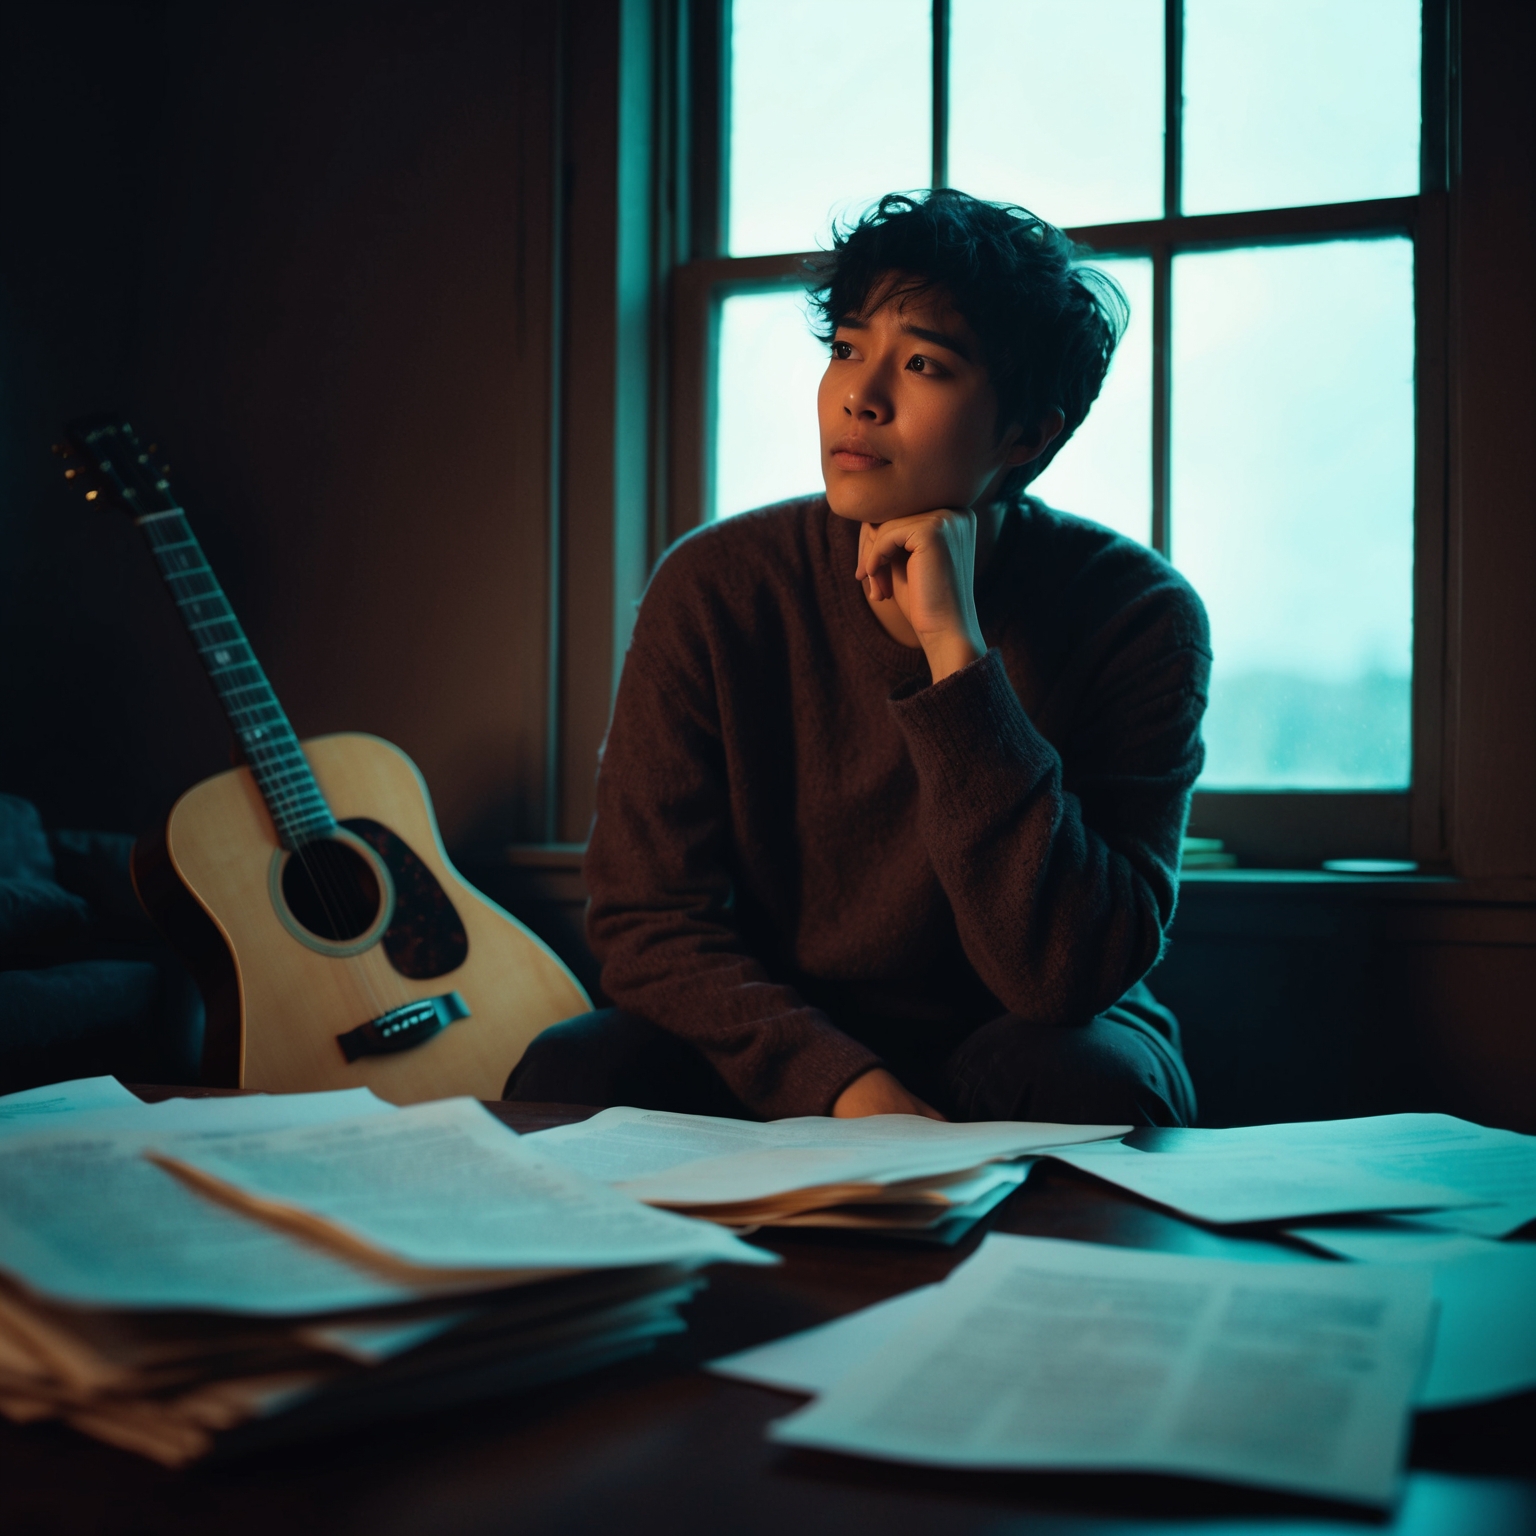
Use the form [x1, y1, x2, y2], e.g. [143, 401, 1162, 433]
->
[137, 509, 337, 849]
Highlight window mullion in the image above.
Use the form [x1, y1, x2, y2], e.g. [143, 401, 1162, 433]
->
[932, 0, 950, 188]
[1153, 0, 1182, 561]
[1152, 243, 1172, 558]
[1165, 0, 1184, 218]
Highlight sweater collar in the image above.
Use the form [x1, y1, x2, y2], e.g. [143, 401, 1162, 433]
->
[822, 506, 931, 680]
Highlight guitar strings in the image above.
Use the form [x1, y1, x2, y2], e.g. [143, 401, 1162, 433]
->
[139, 479, 414, 1044]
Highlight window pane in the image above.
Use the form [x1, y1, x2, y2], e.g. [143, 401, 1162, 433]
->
[714, 289, 826, 520]
[949, 0, 1164, 228]
[1172, 239, 1414, 789]
[1031, 256, 1153, 544]
[728, 0, 931, 258]
[1182, 0, 1421, 216]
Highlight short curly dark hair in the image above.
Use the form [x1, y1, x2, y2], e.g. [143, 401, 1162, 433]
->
[806, 189, 1128, 491]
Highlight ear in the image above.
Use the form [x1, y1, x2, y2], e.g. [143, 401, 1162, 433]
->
[1002, 408, 1066, 467]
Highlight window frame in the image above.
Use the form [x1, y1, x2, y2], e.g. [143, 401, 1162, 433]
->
[667, 0, 1452, 869]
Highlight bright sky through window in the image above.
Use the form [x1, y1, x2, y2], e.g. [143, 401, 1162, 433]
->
[714, 290, 826, 521]
[1183, 0, 1422, 215]
[1030, 256, 1152, 545]
[949, 0, 1164, 228]
[728, 0, 931, 258]
[1173, 239, 1415, 788]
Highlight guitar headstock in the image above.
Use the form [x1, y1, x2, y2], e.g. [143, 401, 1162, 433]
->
[55, 415, 178, 517]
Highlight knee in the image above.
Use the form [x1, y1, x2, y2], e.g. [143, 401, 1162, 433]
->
[503, 1007, 641, 1101]
[1056, 1024, 1191, 1127]
[947, 1012, 1195, 1127]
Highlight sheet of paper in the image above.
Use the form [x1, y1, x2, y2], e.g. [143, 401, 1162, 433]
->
[709, 1285, 940, 1394]
[0, 1126, 425, 1314]
[1379, 1202, 1536, 1239]
[769, 1232, 1433, 1508]
[1286, 1225, 1536, 1409]
[1050, 1141, 1478, 1224]
[35, 1087, 396, 1138]
[0, 1087, 411, 1312]
[155, 1098, 775, 1275]
[529, 1106, 1127, 1207]
[0, 1077, 139, 1131]
[1121, 1115, 1536, 1215]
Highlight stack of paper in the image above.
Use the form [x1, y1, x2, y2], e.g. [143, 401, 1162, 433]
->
[528, 1107, 1129, 1242]
[723, 1233, 1437, 1509]
[0, 1082, 770, 1464]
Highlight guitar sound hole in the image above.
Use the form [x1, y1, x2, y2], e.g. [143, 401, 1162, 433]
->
[280, 838, 382, 942]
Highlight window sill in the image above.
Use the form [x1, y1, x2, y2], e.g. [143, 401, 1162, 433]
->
[1178, 870, 1536, 904]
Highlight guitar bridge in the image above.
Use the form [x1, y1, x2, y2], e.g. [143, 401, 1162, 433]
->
[336, 992, 469, 1063]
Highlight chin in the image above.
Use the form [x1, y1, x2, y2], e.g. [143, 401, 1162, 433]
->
[824, 477, 909, 524]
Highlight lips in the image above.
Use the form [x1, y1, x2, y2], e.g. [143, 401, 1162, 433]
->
[829, 439, 890, 471]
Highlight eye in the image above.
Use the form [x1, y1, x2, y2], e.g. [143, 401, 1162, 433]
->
[907, 353, 935, 374]
[831, 340, 854, 360]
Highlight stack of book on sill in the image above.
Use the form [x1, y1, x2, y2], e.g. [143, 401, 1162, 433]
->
[527, 1106, 1131, 1242]
[0, 1078, 769, 1466]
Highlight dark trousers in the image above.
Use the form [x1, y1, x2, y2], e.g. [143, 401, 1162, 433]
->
[504, 982, 1197, 1127]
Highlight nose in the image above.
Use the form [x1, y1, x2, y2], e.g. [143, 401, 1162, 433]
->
[843, 367, 894, 424]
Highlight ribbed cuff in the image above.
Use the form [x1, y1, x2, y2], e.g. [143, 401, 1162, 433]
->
[888, 647, 1059, 803]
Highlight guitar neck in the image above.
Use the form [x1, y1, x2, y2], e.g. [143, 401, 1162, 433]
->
[136, 508, 337, 849]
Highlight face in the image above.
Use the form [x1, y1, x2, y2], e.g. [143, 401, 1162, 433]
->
[816, 276, 1043, 524]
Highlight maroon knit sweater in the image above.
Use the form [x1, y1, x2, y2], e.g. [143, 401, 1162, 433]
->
[584, 495, 1211, 1120]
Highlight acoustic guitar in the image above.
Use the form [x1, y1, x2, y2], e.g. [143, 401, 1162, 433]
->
[59, 415, 590, 1104]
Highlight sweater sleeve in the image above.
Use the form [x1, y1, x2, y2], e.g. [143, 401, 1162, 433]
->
[888, 585, 1209, 1027]
[583, 551, 881, 1120]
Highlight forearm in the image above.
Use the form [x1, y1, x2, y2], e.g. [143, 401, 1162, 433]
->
[890, 648, 1197, 1022]
[587, 893, 881, 1117]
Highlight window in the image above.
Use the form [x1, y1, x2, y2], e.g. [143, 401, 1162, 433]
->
[671, 0, 1445, 866]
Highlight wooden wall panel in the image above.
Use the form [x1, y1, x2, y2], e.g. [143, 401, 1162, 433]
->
[1447, 0, 1536, 878]
[1, 2, 561, 850]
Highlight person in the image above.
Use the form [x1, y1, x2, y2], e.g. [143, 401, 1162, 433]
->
[506, 189, 1209, 1126]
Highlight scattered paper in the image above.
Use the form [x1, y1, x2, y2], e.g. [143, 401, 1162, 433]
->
[1287, 1224, 1536, 1409]
[769, 1233, 1433, 1508]
[709, 1285, 939, 1394]
[151, 1097, 775, 1277]
[45, 1086, 396, 1137]
[0, 1076, 139, 1130]
[529, 1106, 1126, 1209]
[1375, 1203, 1536, 1240]
[1050, 1141, 1478, 1225]
[1100, 1115, 1536, 1227]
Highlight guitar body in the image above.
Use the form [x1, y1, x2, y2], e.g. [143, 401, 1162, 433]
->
[134, 732, 589, 1105]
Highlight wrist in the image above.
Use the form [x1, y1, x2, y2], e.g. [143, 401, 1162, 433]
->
[921, 624, 985, 683]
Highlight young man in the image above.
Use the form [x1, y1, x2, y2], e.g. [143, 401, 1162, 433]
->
[508, 190, 1209, 1125]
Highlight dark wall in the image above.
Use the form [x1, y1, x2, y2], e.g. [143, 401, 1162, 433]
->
[1, 2, 559, 847]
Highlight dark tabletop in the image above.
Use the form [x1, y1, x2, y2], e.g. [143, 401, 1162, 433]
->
[3, 1094, 1532, 1536]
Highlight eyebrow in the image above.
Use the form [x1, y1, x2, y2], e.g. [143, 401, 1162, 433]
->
[836, 315, 974, 362]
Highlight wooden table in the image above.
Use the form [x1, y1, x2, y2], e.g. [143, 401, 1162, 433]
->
[3, 1098, 1533, 1536]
